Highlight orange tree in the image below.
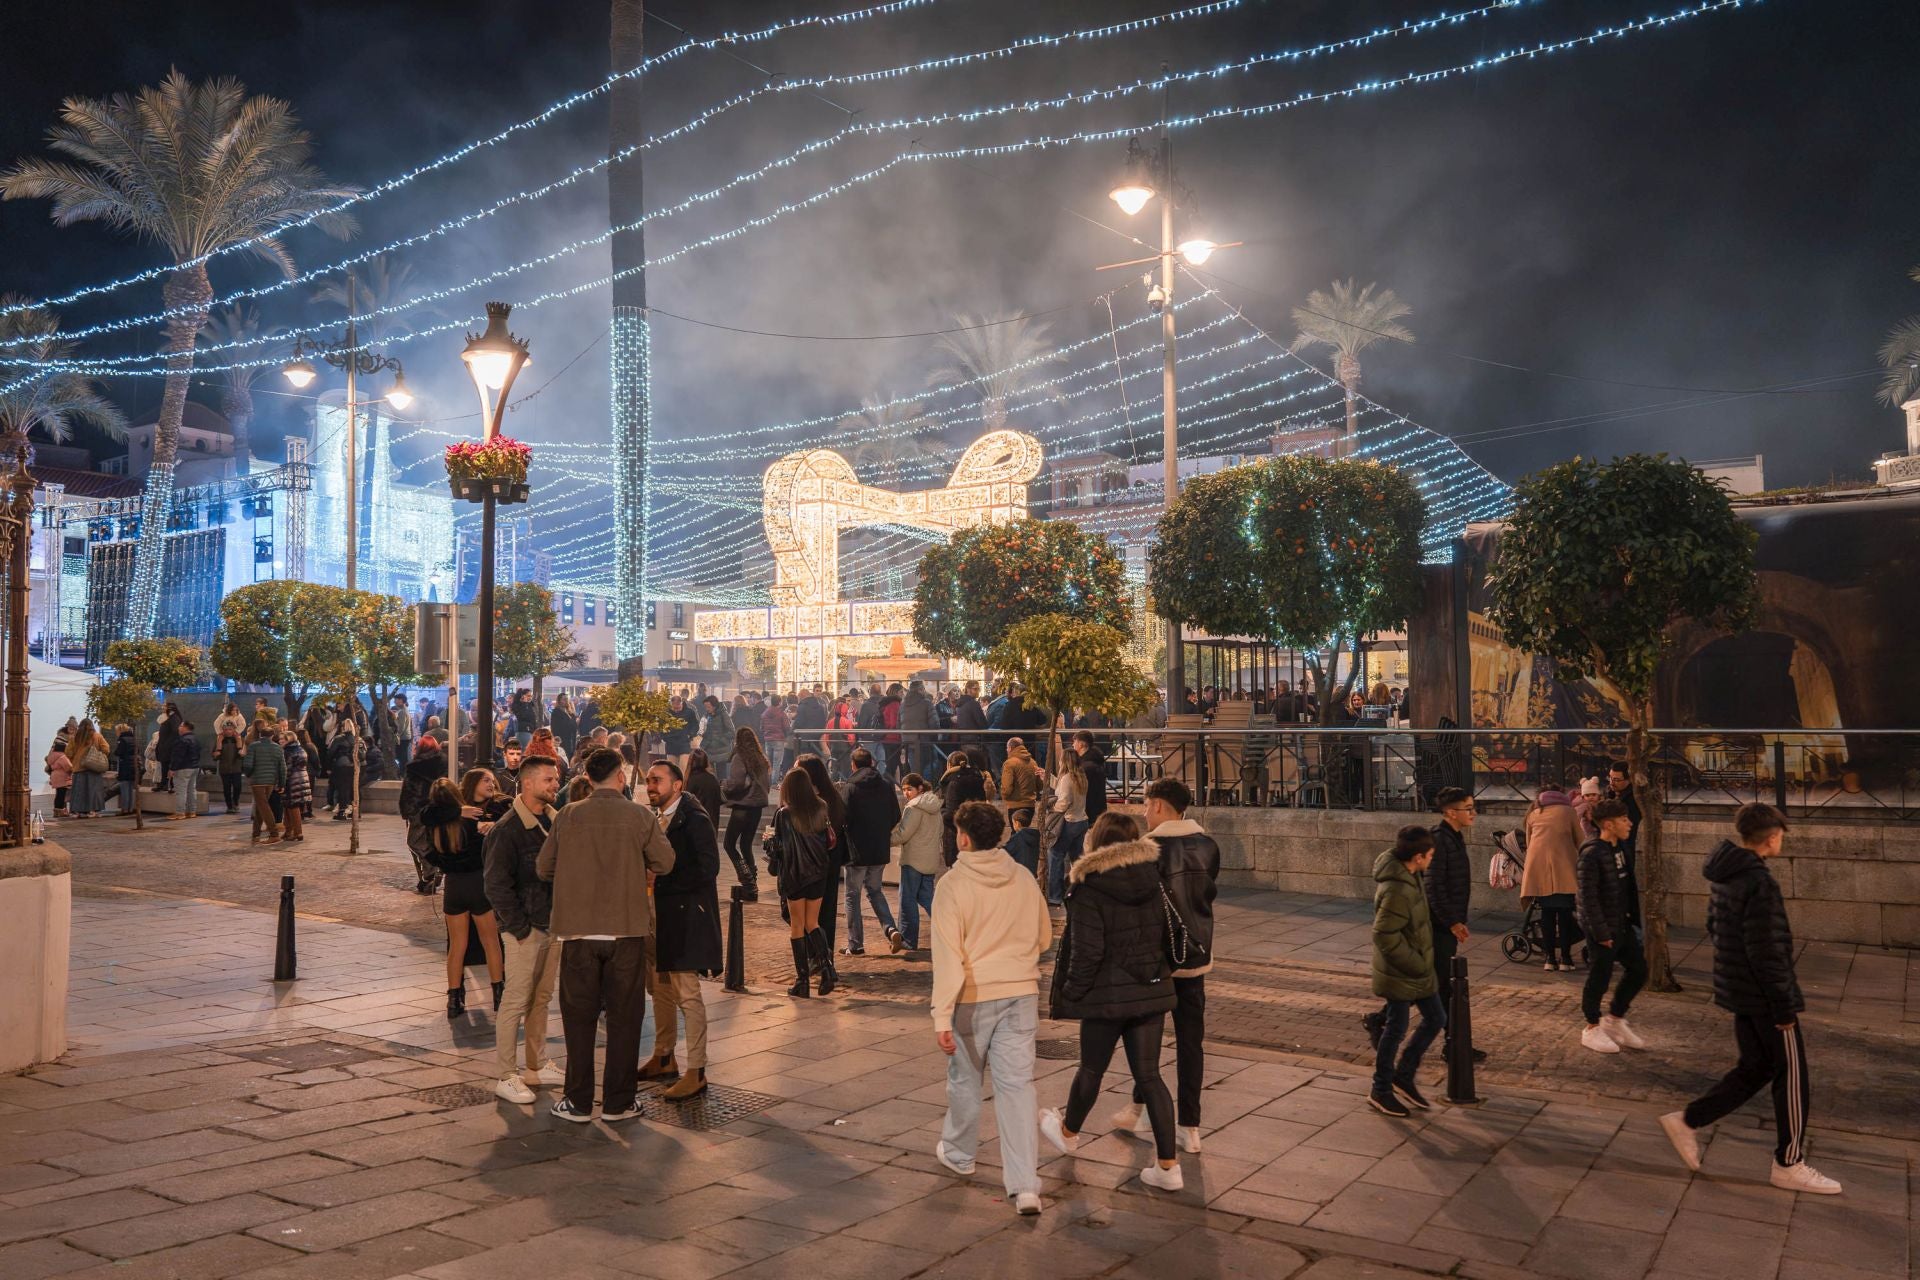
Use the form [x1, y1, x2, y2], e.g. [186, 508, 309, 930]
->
[491, 583, 584, 719]
[912, 518, 1130, 661]
[1148, 454, 1425, 722]
[1487, 453, 1756, 991]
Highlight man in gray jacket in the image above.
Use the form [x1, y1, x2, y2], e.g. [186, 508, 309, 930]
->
[537, 748, 676, 1123]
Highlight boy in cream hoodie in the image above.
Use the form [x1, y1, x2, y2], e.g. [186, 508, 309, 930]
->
[931, 799, 1055, 1215]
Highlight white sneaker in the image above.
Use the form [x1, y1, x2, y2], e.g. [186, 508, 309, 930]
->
[1581, 1024, 1621, 1054]
[534, 1059, 566, 1086]
[1770, 1161, 1842, 1195]
[1139, 1163, 1185, 1192]
[1601, 1015, 1648, 1050]
[494, 1075, 536, 1105]
[1039, 1107, 1079, 1155]
[1013, 1192, 1043, 1215]
[1109, 1102, 1144, 1133]
[1177, 1125, 1203, 1154]
[935, 1140, 976, 1176]
[1660, 1112, 1701, 1172]
[1544, 962, 1559, 972]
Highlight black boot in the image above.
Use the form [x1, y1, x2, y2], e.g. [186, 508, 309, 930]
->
[491, 980, 505, 1011]
[808, 929, 837, 997]
[446, 986, 465, 1020]
[788, 939, 811, 999]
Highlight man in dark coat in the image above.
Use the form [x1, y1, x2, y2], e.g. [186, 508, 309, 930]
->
[900, 680, 937, 778]
[1662, 804, 1840, 1195]
[1409, 787, 1485, 1063]
[954, 682, 988, 745]
[840, 749, 903, 955]
[1606, 762, 1645, 931]
[641, 759, 723, 1101]
[1576, 799, 1648, 1056]
[484, 757, 562, 1105]
[1072, 731, 1108, 823]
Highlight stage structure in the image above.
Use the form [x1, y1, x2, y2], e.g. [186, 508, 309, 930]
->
[695, 430, 1044, 689]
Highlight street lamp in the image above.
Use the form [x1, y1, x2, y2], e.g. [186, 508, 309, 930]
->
[1099, 103, 1236, 711]
[459, 301, 531, 769]
[279, 273, 411, 590]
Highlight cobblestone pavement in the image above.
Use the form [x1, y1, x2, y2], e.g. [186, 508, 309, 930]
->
[3, 894, 1914, 1280]
[51, 810, 1920, 1140]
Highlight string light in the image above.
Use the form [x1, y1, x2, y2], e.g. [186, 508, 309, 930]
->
[12, 0, 1743, 381]
[0, 0, 943, 319]
[2, 0, 1269, 349]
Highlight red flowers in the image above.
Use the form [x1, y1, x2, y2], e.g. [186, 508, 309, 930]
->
[445, 437, 532, 483]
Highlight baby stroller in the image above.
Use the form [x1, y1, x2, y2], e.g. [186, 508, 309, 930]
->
[1490, 828, 1589, 966]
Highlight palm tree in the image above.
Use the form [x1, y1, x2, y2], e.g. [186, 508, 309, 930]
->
[846, 393, 942, 486]
[0, 296, 128, 451]
[1, 71, 356, 638]
[310, 253, 440, 344]
[1290, 280, 1414, 456]
[1877, 265, 1920, 408]
[200, 305, 272, 474]
[931, 314, 1064, 431]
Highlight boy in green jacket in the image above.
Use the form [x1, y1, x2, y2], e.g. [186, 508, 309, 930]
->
[1368, 826, 1443, 1118]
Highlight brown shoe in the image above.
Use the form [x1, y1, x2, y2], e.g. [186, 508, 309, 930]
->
[637, 1053, 678, 1082]
[662, 1068, 707, 1101]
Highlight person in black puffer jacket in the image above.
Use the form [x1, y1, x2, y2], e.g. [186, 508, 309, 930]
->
[1041, 812, 1184, 1194]
[1662, 804, 1838, 1196]
[421, 770, 508, 1020]
[839, 748, 902, 955]
[1574, 800, 1648, 1055]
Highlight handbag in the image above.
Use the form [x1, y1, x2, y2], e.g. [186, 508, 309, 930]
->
[82, 746, 110, 773]
[1159, 884, 1191, 969]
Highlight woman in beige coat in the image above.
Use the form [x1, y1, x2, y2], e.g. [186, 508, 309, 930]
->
[1521, 787, 1585, 972]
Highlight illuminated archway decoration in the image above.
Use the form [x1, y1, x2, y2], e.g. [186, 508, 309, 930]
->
[696, 429, 1043, 688]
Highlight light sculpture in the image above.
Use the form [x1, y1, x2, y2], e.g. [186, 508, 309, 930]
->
[696, 429, 1043, 689]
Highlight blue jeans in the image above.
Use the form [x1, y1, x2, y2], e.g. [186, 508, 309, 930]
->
[943, 995, 1040, 1197]
[898, 865, 936, 950]
[1048, 820, 1088, 905]
[1373, 994, 1447, 1093]
[843, 864, 896, 950]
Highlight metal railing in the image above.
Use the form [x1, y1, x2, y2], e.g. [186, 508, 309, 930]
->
[808, 726, 1920, 823]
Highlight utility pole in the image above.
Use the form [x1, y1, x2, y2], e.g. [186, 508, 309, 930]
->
[610, 0, 650, 680]
[1156, 78, 1184, 710]
[343, 273, 358, 591]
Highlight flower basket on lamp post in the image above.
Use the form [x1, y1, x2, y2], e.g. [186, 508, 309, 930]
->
[445, 438, 531, 505]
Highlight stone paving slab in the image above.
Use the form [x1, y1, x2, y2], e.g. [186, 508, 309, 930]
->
[8, 864, 1917, 1280]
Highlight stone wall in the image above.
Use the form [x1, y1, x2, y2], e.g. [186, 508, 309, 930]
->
[1201, 806, 1919, 948]
[0, 844, 70, 1073]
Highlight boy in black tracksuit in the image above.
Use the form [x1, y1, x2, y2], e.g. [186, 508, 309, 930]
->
[1575, 800, 1649, 1054]
[1661, 804, 1841, 1195]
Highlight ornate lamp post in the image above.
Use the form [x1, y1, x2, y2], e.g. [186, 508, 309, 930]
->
[457, 302, 531, 768]
[1100, 77, 1236, 711]
[281, 274, 413, 590]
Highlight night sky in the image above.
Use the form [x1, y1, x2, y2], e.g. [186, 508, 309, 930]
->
[3, 0, 1915, 587]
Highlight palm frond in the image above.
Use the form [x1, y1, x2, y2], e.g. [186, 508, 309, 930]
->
[1876, 315, 1920, 407]
[930, 315, 1064, 428]
[1291, 279, 1414, 364]
[0, 294, 129, 443]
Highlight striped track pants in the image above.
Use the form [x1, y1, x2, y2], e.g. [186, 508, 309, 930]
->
[1684, 1013, 1811, 1167]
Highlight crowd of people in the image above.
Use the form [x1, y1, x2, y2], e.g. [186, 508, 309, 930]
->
[51, 680, 1844, 1210]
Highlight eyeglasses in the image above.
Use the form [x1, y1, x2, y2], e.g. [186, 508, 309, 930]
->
[1445, 804, 1477, 814]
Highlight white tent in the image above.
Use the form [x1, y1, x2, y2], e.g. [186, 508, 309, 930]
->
[28, 658, 97, 797]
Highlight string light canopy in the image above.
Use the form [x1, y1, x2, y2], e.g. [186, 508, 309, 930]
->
[6, 0, 1738, 383]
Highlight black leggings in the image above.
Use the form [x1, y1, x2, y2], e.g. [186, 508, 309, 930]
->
[724, 805, 763, 887]
[1064, 1013, 1174, 1161]
[1539, 905, 1578, 963]
[221, 774, 244, 809]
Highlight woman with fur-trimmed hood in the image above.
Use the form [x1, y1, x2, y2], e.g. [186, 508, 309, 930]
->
[1040, 812, 1185, 1194]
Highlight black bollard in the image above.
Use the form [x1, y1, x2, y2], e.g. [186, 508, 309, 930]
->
[723, 885, 748, 993]
[273, 875, 297, 982]
[1444, 954, 1483, 1105]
